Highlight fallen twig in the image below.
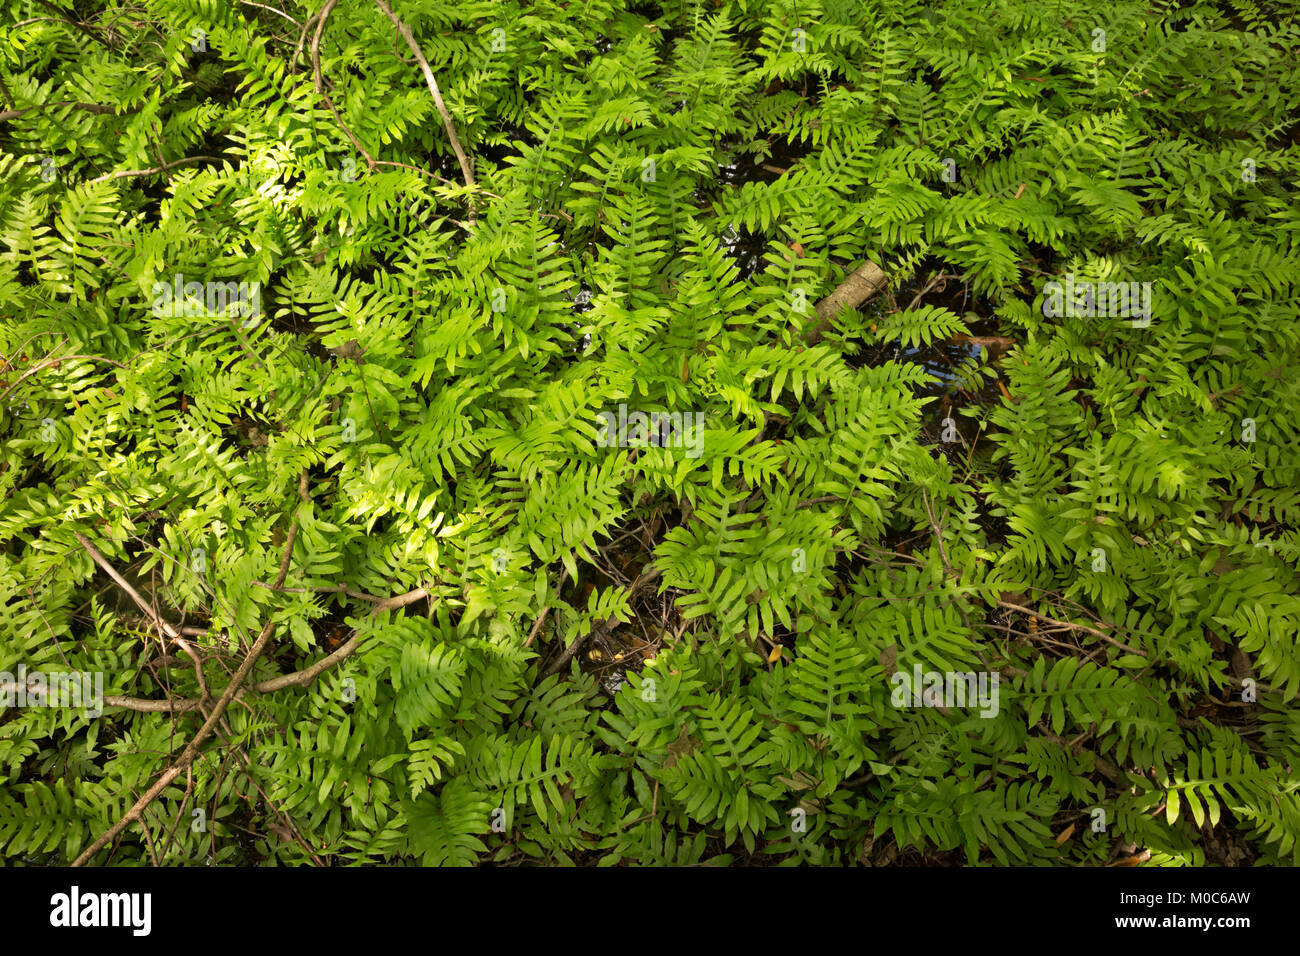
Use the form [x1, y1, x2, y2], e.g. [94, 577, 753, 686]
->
[74, 532, 182, 640]
[0, 101, 121, 123]
[71, 474, 310, 866]
[86, 155, 223, 185]
[311, 0, 378, 172]
[251, 586, 429, 693]
[370, 0, 477, 224]
[998, 601, 1146, 657]
[96, 585, 431, 708]
[525, 569, 569, 648]
[0, 354, 126, 404]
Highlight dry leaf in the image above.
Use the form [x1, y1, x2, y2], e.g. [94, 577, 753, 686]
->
[332, 339, 367, 364]
[664, 725, 700, 769]
[1107, 850, 1151, 867]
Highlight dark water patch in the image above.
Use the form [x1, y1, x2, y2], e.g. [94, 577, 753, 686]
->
[706, 135, 817, 277]
[718, 225, 769, 280]
[478, 122, 536, 168]
[537, 514, 673, 696]
[911, 321, 1006, 453]
[717, 133, 812, 188]
[1269, 117, 1300, 152]
[843, 261, 1015, 474]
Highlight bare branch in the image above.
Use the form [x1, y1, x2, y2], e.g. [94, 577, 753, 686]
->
[0, 354, 126, 404]
[311, 0, 378, 175]
[28, 0, 113, 50]
[73, 532, 181, 640]
[0, 101, 122, 123]
[72, 475, 310, 867]
[102, 694, 207, 713]
[239, 0, 302, 28]
[370, 0, 477, 224]
[998, 601, 1146, 657]
[100, 585, 431, 706]
[86, 155, 223, 185]
[525, 569, 568, 648]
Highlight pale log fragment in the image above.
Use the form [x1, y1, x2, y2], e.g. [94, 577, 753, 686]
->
[807, 260, 890, 344]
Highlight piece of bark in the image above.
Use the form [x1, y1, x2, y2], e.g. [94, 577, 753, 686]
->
[1229, 646, 1253, 682]
[953, 334, 1016, 353]
[807, 260, 889, 344]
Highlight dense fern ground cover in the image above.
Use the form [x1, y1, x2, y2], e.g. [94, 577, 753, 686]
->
[0, 0, 1297, 867]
